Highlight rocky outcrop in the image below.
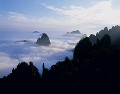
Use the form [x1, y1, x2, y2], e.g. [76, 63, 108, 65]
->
[33, 31, 40, 33]
[70, 30, 81, 34]
[89, 25, 120, 46]
[63, 30, 86, 37]
[36, 33, 51, 46]
[89, 34, 97, 44]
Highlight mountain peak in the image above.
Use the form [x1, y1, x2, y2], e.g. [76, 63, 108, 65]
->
[36, 33, 51, 46]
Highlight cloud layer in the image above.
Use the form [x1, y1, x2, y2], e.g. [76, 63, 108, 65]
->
[42, 1, 120, 34]
[0, 31, 80, 78]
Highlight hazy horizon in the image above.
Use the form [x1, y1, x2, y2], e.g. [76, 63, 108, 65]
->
[0, 31, 84, 78]
[0, 0, 120, 35]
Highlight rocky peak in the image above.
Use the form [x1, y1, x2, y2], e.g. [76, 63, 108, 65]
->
[36, 33, 51, 46]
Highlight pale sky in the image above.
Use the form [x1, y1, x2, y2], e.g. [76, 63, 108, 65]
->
[0, 0, 120, 35]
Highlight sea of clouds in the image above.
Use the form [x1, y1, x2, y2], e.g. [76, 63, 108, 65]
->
[0, 31, 83, 78]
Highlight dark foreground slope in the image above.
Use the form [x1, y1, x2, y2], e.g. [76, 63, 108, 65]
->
[1, 31, 120, 93]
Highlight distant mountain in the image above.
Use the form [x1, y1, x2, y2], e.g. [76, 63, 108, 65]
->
[63, 30, 87, 37]
[36, 33, 51, 46]
[16, 40, 31, 44]
[18, 40, 29, 43]
[33, 31, 40, 33]
[89, 25, 120, 46]
[70, 30, 81, 34]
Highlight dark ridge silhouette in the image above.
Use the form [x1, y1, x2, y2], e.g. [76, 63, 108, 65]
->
[3, 61, 40, 80]
[36, 33, 51, 46]
[89, 25, 120, 46]
[1, 27, 120, 93]
[74, 37, 92, 60]
[89, 34, 97, 44]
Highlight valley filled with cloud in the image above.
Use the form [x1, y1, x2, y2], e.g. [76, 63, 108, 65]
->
[0, 31, 81, 77]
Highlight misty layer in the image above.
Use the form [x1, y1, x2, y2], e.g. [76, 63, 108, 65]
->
[0, 31, 82, 77]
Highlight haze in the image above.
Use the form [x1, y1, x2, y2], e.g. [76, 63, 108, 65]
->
[0, 0, 120, 35]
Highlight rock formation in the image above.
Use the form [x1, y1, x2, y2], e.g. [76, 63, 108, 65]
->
[63, 30, 86, 37]
[89, 25, 120, 46]
[70, 30, 81, 34]
[36, 33, 51, 46]
[33, 31, 40, 33]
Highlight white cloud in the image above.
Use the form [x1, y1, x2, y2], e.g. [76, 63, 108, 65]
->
[8, 12, 28, 21]
[43, 1, 115, 23]
[42, 1, 120, 34]
[0, 30, 84, 77]
[19, 39, 75, 63]
[7, 12, 58, 24]
[0, 12, 60, 31]
[37, 17, 58, 24]
[0, 52, 18, 70]
[1, 1, 120, 35]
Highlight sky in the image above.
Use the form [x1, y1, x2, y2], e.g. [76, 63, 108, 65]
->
[0, 0, 120, 35]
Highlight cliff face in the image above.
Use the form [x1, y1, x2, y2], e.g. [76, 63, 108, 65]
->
[36, 33, 51, 46]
